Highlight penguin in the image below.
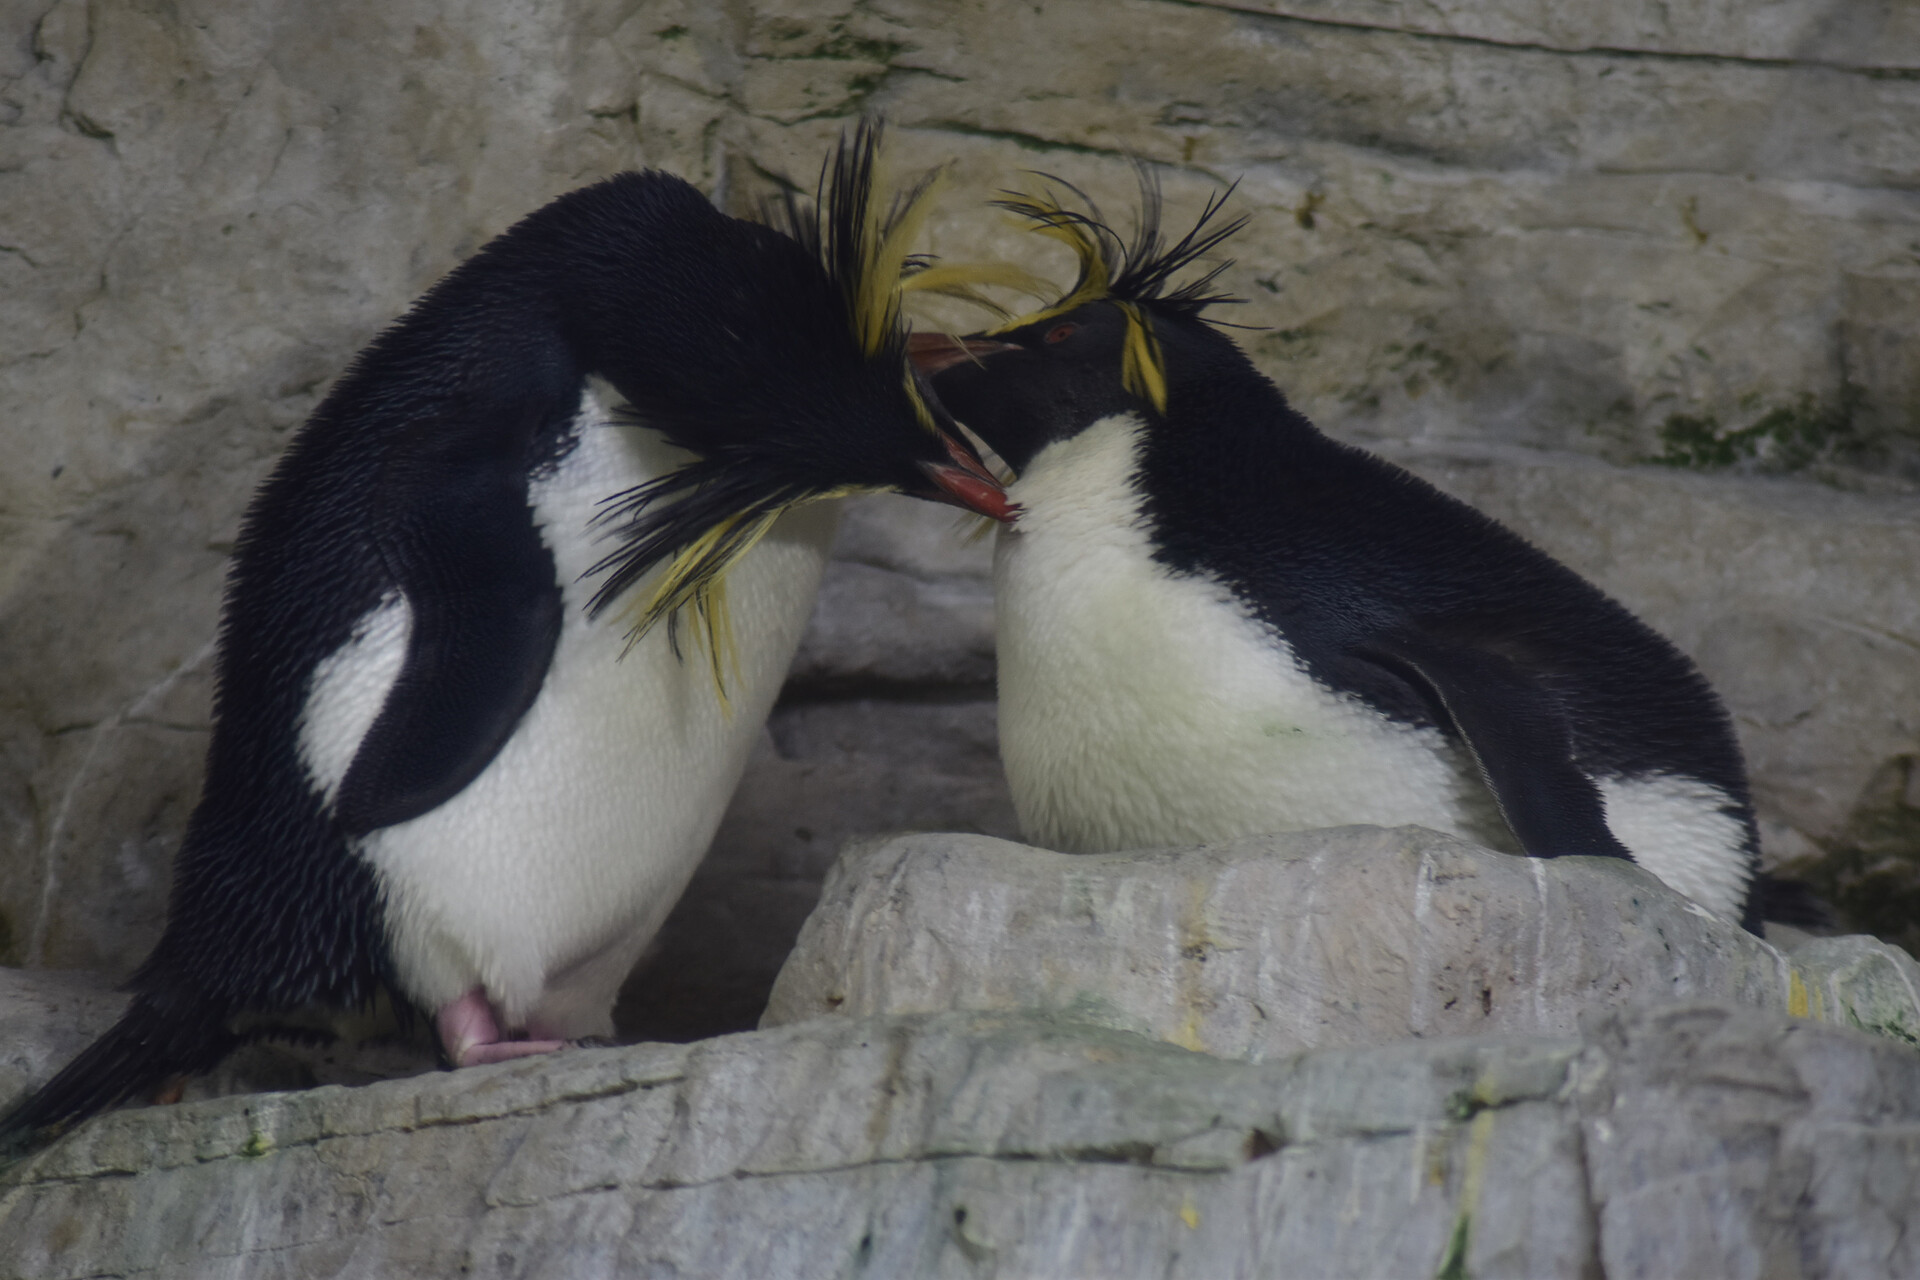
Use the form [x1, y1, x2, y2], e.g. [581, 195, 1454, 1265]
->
[913, 174, 1767, 931]
[0, 123, 1011, 1155]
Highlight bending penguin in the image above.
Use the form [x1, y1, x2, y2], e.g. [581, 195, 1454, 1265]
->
[0, 123, 1011, 1155]
[914, 175, 1766, 930]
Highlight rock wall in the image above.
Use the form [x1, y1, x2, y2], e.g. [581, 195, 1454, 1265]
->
[2, 1, 1917, 1029]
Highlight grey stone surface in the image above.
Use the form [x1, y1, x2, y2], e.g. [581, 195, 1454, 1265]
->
[0, 968, 127, 1113]
[1226, 1, 1920, 63]
[4, 1002, 1918, 1278]
[787, 495, 999, 694]
[856, 0, 1920, 477]
[766, 827, 1920, 1060]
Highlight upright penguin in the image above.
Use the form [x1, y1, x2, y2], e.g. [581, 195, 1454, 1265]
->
[916, 176, 1764, 929]
[0, 125, 1010, 1154]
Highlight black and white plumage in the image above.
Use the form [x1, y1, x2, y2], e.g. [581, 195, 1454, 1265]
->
[916, 177, 1764, 930]
[0, 126, 1009, 1155]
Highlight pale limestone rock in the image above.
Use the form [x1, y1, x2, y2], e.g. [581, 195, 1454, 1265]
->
[786, 495, 999, 693]
[3, 1002, 1917, 1279]
[1235, 0, 1920, 64]
[0, 967, 127, 1112]
[764, 827, 1920, 1059]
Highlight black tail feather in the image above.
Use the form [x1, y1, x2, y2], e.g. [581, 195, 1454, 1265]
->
[1750, 870, 1837, 931]
[0, 994, 238, 1161]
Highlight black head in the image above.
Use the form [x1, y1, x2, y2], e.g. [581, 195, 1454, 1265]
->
[584, 121, 1010, 646]
[911, 171, 1247, 474]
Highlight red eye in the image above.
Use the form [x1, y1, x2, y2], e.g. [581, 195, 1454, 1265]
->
[1044, 322, 1078, 344]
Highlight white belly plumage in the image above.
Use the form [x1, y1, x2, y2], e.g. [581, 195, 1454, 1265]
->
[300, 384, 836, 1036]
[993, 413, 1751, 921]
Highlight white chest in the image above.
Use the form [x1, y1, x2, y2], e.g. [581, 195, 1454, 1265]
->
[319, 383, 837, 1032]
[992, 414, 1506, 855]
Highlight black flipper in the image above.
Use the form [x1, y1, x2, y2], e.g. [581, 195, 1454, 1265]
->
[331, 407, 567, 836]
[0, 991, 237, 1161]
[1360, 628, 1632, 861]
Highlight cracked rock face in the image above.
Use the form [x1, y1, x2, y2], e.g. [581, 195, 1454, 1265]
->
[766, 827, 1920, 1059]
[4, 1002, 1918, 1278]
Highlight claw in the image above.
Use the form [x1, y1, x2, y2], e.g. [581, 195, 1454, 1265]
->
[435, 988, 566, 1068]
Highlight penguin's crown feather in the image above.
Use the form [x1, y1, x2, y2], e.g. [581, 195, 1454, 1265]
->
[986, 170, 1247, 412]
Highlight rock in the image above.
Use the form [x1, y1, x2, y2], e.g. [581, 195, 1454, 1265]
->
[785, 494, 998, 695]
[765, 827, 1920, 1058]
[848, 0, 1920, 477]
[1569, 1002, 1920, 1280]
[1766, 753, 1920, 959]
[1230, 1, 1920, 63]
[4, 1002, 1917, 1278]
[0, 968, 128, 1112]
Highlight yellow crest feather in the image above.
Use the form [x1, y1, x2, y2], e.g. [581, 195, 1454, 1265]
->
[1116, 302, 1169, 413]
[602, 122, 1047, 705]
[981, 188, 1170, 412]
[621, 508, 784, 710]
[851, 162, 940, 360]
[978, 173, 1246, 417]
[900, 261, 1056, 321]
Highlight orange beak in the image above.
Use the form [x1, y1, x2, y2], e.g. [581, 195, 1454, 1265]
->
[918, 432, 1018, 523]
[907, 331, 1020, 376]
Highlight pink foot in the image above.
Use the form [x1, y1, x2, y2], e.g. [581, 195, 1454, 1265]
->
[436, 988, 567, 1068]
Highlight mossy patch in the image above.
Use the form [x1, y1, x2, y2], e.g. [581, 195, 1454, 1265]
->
[1853, 1012, 1920, 1052]
[1434, 1213, 1472, 1280]
[1647, 389, 1861, 473]
[1382, 341, 1459, 400]
[807, 34, 907, 64]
